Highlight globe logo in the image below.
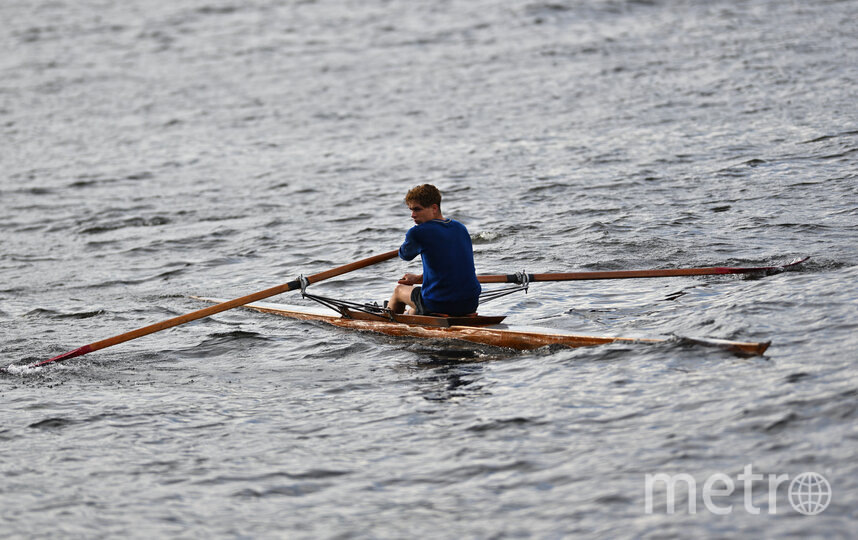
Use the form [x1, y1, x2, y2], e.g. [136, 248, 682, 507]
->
[789, 472, 832, 516]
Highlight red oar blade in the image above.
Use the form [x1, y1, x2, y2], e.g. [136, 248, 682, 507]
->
[31, 345, 95, 369]
[1, 345, 93, 373]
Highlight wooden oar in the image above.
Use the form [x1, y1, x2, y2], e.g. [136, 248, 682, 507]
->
[8, 250, 398, 371]
[477, 257, 809, 283]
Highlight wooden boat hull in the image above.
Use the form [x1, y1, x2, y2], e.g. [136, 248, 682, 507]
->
[195, 298, 770, 356]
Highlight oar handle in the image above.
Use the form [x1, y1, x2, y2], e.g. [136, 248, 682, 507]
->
[304, 250, 399, 284]
[29, 249, 399, 369]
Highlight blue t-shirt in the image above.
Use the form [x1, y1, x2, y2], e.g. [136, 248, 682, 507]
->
[399, 219, 481, 307]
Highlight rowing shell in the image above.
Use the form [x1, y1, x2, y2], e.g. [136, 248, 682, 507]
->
[194, 298, 771, 356]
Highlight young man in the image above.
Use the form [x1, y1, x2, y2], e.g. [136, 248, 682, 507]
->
[387, 184, 481, 316]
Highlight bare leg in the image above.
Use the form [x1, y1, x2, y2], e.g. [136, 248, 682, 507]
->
[388, 284, 416, 315]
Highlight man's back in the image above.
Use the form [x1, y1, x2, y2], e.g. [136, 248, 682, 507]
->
[399, 218, 481, 305]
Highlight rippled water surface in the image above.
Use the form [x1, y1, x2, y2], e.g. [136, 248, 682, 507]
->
[2, 0, 857, 537]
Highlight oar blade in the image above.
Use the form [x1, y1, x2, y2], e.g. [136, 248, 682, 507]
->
[680, 336, 771, 356]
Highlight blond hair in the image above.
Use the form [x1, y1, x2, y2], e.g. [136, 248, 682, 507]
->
[405, 184, 442, 208]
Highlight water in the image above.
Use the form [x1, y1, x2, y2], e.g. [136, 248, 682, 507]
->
[2, 0, 857, 537]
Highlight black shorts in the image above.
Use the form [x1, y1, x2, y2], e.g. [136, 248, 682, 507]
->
[411, 286, 428, 315]
[411, 286, 479, 316]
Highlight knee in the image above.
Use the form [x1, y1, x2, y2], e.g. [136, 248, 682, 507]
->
[394, 284, 412, 301]
[393, 285, 411, 300]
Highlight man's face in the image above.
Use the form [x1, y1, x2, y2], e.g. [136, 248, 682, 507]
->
[408, 202, 436, 225]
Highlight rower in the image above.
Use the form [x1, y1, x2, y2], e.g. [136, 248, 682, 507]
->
[387, 184, 482, 316]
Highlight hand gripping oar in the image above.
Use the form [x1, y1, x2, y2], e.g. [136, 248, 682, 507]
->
[477, 257, 809, 284]
[8, 250, 399, 371]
